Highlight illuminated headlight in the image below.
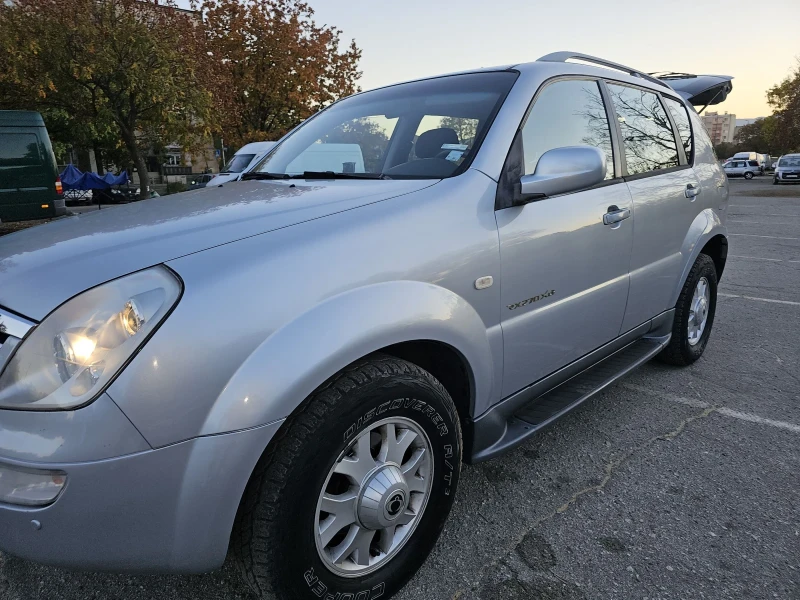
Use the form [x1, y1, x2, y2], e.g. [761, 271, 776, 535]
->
[0, 463, 66, 506]
[0, 267, 181, 410]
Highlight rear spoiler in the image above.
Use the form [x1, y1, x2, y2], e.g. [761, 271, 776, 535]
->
[649, 73, 734, 113]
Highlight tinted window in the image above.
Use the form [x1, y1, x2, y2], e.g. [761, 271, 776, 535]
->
[521, 79, 614, 180]
[663, 97, 693, 164]
[607, 84, 679, 175]
[0, 133, 41, 167]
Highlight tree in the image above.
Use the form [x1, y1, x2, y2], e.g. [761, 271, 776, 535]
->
[0, 0, 214, 198]
[767, 60, 800, 154]
[200, 0, 361, 149]
[734, 117, 775, 152]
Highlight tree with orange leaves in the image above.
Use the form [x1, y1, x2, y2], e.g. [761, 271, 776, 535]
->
[200, 0, 361, 149]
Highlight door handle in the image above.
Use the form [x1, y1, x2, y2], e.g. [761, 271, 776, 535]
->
[685, 183, 701, 199]
[603, 205, 630, 226]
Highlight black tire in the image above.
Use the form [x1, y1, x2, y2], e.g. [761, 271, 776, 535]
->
[658, 254, 718, 366]
[744, 171, 754, 180]
[773, 178, 779, 185]
[233, 355, 462, 600]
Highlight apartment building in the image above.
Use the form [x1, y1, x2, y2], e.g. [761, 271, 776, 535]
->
[701, 111, 736, 145]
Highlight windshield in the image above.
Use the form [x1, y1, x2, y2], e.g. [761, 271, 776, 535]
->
[221, 153, 256, 173]
[779, 157, 800, 167]
[253, 71, 518, 179]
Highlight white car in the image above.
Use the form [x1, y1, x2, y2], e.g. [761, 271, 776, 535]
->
[724, 159, 758, 180]
[206, 141, 277, 186]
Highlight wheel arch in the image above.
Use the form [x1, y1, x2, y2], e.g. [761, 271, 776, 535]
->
[670, 209, 728, 307]
[199, 280, 493, 439]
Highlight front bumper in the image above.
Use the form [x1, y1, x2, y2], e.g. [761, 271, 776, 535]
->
[0, 419, 282, 573]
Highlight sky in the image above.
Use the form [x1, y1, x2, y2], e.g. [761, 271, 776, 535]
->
[298, 0, 798, 119]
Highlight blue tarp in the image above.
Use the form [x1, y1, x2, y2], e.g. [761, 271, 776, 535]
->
[60, 164, 128, 190]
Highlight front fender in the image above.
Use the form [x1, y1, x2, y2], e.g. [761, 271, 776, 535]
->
[670, 208, 727, 306]
[199, 281, 495, 436]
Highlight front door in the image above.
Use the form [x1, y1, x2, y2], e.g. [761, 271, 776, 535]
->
[496, 78, 634, 398]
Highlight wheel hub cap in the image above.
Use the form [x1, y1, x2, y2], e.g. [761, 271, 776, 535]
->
[314, 417, 433, 577]
[357, 465, 410, 530]
[688, 277, 711, 346]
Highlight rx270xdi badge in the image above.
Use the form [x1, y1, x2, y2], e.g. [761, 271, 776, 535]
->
[507, 289, 555, 310]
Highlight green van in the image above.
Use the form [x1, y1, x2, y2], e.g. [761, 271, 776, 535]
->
[0, 110, 65, 222]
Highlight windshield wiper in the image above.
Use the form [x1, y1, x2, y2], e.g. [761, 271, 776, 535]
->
[241, 172, 290, 181]
[290, 171, 392, 180]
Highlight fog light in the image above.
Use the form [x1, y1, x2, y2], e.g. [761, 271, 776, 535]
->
[0, 463, 66, 507]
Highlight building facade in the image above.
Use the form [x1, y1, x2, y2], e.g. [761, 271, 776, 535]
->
[701, 112, 736, 145]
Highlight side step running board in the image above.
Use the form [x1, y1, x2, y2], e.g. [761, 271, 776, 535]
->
[470, 336, 669, 462]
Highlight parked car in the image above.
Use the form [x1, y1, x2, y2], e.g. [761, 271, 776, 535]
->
[0, 110, 66, 222]
[0, 52, 730, 600]
[724, 159, 759, 179]
[206, 141, 277, 186]
[773, 154, 800, 184]
[188, 173, 216, 190]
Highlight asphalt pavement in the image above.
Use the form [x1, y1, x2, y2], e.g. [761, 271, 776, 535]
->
[1, 177, 798, 600]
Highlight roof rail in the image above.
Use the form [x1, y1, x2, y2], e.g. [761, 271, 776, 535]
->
[537, 51, 671, 90]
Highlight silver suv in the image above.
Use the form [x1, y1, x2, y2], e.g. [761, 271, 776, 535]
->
[0, 53, 729, 600]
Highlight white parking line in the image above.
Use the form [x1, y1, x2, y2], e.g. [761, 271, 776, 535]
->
[729, 234, 800, 240]
[622, 383, 800, 434]
[718, 293, 800, 306]
[729, 220, 798, 225]
[729, 255, 784, 262]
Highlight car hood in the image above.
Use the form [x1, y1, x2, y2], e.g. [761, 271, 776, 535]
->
[0, 179, 436, 320]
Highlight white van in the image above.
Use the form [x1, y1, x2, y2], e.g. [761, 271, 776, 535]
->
[285, 143, 366, 175]
[207, 141, 277, 186]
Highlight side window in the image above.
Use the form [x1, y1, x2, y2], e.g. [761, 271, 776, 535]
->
[607, 84, 680, 176]
[0, 133, 41, 167]
[521, 79, 615, 180]
[663, 97, 694, 164]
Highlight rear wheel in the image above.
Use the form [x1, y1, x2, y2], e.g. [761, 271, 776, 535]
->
[233, 355, 462, 600]
[744, 171, 754, 180]
[659, 254, 718, 366]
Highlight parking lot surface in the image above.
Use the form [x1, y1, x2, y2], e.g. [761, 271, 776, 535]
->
[1, 177, 798, 600]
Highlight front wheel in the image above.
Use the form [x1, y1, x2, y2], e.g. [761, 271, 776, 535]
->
[744, 171, 754, 180]
[234, 355, 462, 600]
[659, 254, 718, 366]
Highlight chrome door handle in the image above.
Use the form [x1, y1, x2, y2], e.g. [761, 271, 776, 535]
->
[603, 206, 630, 225]
[685, 184, 701, 199]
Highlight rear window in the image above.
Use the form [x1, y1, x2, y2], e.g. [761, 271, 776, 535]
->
[606, 84, 680, 176]
[663, 97, 693, 164]
[0, 133, 42, 167]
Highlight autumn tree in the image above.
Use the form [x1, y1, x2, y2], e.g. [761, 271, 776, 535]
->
[0, 0, 214, 198]
[200, 0, 361, 150]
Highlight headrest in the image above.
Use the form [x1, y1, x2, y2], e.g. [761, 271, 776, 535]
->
[415, 128, 459, 159]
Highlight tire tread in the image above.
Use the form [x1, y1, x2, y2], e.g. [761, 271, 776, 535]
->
[232, 354, 458, 599]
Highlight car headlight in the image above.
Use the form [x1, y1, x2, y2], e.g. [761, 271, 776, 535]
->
[0, 266, 181, 410]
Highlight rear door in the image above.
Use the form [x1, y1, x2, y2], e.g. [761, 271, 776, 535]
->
[604, 83, 700, 331]
[0, 127, 55, 221]
[496, 78, 634, 397]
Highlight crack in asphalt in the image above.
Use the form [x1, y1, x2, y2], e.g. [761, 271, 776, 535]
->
[454, 405, 719, 597]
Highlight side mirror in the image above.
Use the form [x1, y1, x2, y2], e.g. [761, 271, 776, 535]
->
[515, 146, 607, 206]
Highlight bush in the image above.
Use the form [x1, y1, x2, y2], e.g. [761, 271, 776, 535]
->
[165, 182, 187, 195]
